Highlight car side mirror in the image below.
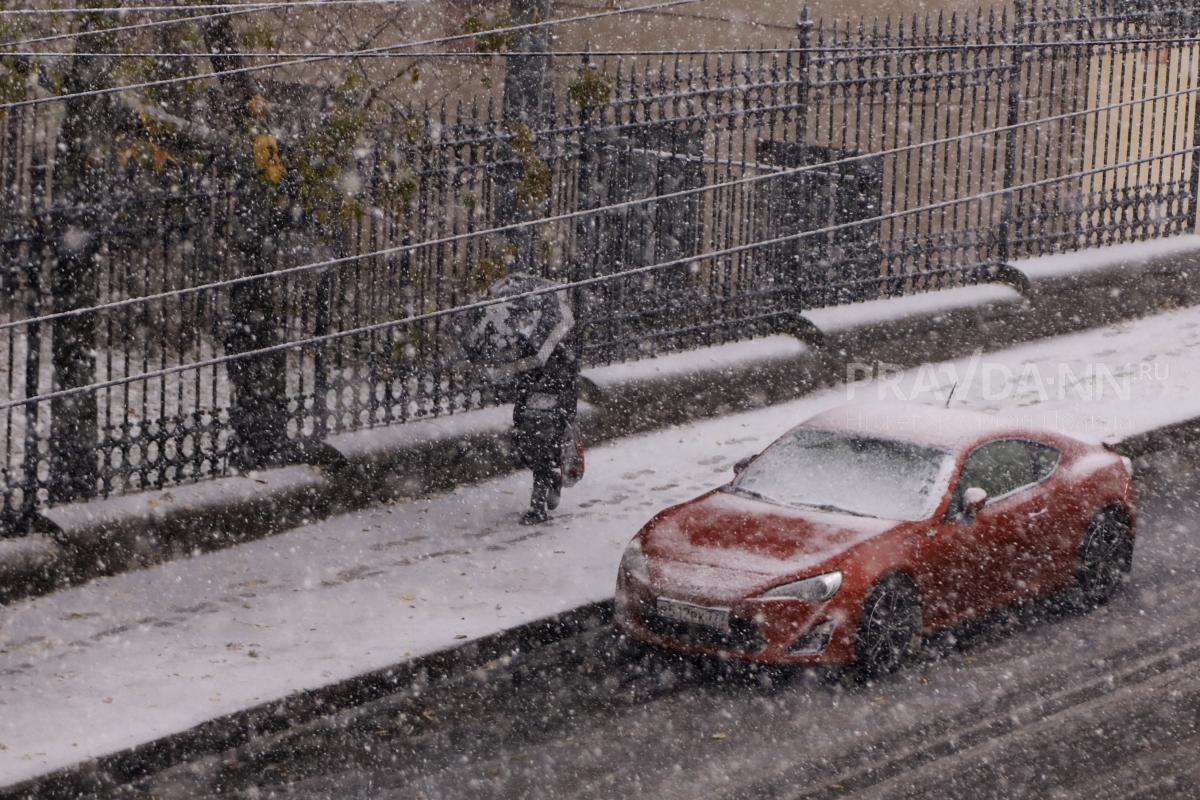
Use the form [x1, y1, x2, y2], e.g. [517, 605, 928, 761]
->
[733, 455, 755, 475]
[962, 486, 988, 522]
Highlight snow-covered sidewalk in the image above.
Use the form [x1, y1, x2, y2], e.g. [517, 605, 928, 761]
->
[5, 306, 1200, 786]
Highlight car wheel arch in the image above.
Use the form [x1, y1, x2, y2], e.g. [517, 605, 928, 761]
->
[880, 570, 922, 599]
[854, 570, 923, 621]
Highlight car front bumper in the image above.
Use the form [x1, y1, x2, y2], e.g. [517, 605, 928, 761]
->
[614, 570, 858, 666]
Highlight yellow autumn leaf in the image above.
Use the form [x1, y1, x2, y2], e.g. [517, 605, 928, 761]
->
[151, 144, 175, 173]
[253, 133, 285, 184]
[247, 93, 271, 119]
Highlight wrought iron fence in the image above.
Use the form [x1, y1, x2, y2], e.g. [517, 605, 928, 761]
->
[0, 0, 1198, 533]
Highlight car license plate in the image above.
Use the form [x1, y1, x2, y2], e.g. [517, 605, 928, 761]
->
[655, 598, 730, 633]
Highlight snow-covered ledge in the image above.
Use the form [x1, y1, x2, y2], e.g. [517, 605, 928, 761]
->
[583, 335, 809, 393]
[324, 401, 597, 480]
[803, 283, 1025, 335]
[579, 335, 823, 441]
[40, 466, 331, 566]
[1012, 235, 1200, 281]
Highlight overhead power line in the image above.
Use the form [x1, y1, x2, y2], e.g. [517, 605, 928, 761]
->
[2, 79, 1194, 334]
[10, 34, 1200, 57]
[0, 7, 259, 49]
[0, 0, 436, 14]
[0, 146, 1187, 413]
[0, 0, 701, 112]
[0, 0, 413, 48]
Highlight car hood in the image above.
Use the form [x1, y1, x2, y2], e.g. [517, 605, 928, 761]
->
[642, 489, 898, 603]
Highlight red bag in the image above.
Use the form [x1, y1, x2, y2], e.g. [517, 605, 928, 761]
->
[561, 418, 585, 487]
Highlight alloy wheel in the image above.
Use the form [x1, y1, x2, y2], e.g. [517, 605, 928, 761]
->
[1078, 512, 1134, 607]
[854, 577, 921, 679]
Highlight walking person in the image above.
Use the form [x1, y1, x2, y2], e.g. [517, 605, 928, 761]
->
[509, 342, 579, 524]
[463, 272, 583, 523]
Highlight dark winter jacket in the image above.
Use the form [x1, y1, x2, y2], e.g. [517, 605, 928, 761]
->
[507, 345, 579, 427]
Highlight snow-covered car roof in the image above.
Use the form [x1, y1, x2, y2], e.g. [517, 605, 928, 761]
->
[799, 402, 1056, 454]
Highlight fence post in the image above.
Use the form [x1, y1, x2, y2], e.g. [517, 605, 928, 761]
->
[789, 7, 814, 313]
[201, 18, 292, 470]
[48, 219, 99, 505]
[572, 53, 596, 362]
[795, 6, 813, 155]
[46, 14, 117, 504]
[21, 254, 45, 521]
[1189, 19, 1200, 232]
[998, 0, 1027, 264]
[223, 176, 291, 469]
[499, 0, 552, 272]
[312, 245, 333, 441]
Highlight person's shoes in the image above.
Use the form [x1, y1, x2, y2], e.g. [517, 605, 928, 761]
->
[521, 507, 549, 525]
[547, 471, 563, 511]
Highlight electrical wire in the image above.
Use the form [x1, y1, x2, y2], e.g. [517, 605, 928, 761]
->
[0, 145, 1187, 412]
[2, 79, 1194, 333]
[0, 0, 445, 14]
[0, 0, 701, 112]
[9, 34, 1200, 58]
[0, 7, 261, 50]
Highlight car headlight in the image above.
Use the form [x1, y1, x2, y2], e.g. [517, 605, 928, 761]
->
[620, 537, 650, 584]
[760, 571, 843, 602]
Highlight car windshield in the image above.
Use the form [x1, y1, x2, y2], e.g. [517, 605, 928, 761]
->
[727, 428, 953, 521]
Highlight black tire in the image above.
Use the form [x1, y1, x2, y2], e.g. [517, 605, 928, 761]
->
[1077, 509, 1134, 607]
[853, 576, 922, 680]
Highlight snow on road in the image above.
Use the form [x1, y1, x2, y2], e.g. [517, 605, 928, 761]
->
[4, 306, 1200, 786]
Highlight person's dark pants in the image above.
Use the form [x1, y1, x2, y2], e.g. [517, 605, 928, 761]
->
[513, 410, 564, 512]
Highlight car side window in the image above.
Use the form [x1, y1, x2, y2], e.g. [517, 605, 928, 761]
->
[947, 440, 1035, 518]
[1028, 441, 1061, 483]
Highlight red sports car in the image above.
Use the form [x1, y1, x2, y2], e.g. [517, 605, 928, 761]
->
[614, 403, 1136, 676]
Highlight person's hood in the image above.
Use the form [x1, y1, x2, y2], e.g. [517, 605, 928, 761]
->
[639, 489, 898, 604]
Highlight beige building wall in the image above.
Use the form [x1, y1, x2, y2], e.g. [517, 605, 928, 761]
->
[241, 0, 1200, 257]
[1082, 42, 1199, 234]
[249, 0, 997, 112]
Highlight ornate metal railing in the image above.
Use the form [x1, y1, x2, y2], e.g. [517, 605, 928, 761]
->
[0, 0, 1197, 533]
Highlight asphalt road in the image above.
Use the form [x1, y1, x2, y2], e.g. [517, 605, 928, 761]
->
[110, 449, 1200, 800]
